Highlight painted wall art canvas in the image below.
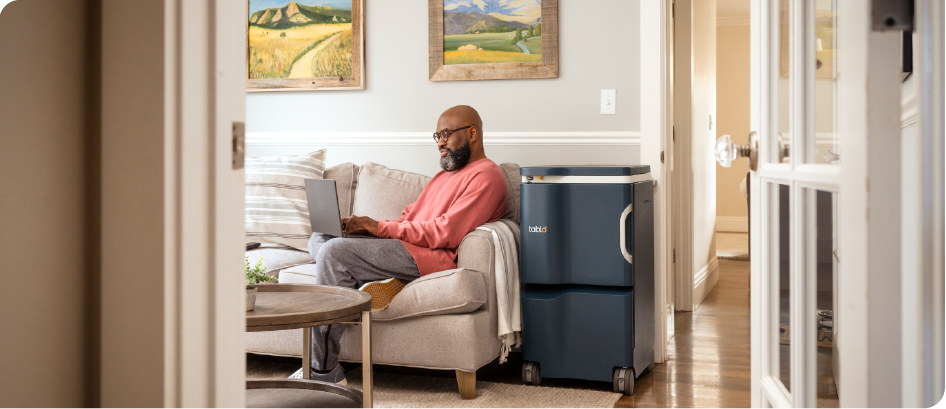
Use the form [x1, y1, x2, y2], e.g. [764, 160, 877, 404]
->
[246, 0, 364, 91]
[429, 0, 558, 81]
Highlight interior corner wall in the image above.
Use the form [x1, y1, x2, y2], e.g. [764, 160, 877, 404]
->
[0, 0, 99, 406]
[246, 0, 642, 176]
[691, 0, 717, 304]
[674, 0, 717, 310]
[715, 24, 750, 230]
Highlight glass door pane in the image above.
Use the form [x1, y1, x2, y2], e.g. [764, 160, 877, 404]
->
[805, 189, 840, 407]
[769, 182, 792, 393]
[809, 0, 840, 165]
[774, 0, 793, 164]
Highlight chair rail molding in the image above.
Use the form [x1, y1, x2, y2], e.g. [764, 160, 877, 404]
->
[247, 131, 641, 146]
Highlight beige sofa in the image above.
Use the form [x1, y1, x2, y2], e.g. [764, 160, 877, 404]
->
[246, 161, 521, 399]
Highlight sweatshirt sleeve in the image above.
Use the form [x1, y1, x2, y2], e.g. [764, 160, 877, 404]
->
[377, 173, 505, 249]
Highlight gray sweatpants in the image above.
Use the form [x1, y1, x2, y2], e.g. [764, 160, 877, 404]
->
[306, 233, 420, 373]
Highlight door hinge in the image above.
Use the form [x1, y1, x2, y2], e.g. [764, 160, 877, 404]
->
[672, 1, 675, 19]
[672, 248, 676, 263]
[661, 151, 665, 163]
[672, 126, 676, 142]
[232, 121, 245, 170]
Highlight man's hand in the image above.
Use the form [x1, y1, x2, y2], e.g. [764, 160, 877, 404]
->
[341, 215, 380, 237]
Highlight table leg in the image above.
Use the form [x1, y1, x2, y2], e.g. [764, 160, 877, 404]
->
[362, 311, 372, 408]
[302, 327, 311, 380]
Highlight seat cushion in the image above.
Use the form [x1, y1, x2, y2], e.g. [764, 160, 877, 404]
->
[246, 248, 313, 278]
[245, 310, 500, 372]
[339, 310, 499, 372]
[373, 268, 487, 321]
[245, 150, 326, 251]
[279, 266, 487, 321]
[498, 163, 521, 224]
[278, 262, 320, 284]
[324, 162, 360, 219]
[351, 162, 430, 221]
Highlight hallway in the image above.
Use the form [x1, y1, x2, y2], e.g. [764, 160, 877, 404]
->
[616, 259, 751, 407]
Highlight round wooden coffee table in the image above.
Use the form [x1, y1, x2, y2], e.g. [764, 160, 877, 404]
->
[246, 283, 373, 408]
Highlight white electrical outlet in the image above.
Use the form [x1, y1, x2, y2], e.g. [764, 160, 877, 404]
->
[601, 90, 616, 114]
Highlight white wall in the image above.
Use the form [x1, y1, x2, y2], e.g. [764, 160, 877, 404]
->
[691, 0, 717, 305]
[673, 0, 717, 310]
[246, 0, 642, 175]
[716, 24, 750, 231]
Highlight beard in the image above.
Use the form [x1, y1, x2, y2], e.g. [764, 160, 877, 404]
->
[439, 141, 472, 172]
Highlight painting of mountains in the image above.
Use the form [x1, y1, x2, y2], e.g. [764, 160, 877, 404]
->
[443, 0, 543, 65]
[248, 0, 354, 80]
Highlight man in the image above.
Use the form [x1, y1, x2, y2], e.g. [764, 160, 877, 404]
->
[304, 105, 508, 384]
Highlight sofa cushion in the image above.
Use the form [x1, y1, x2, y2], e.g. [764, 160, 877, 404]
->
[279, 265, 486, 321]
[373, 268, 486, 321]
[278, 262, 320, 284]
[498, 163, 521, 224]
[351, 162, 431, 221]
[246, 248, 313, 278]
[324, 162, 360, 219]
[245, 310, 500, 372]
[245, 150, 326, 251]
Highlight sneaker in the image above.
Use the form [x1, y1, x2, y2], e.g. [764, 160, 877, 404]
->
[288, 365, 347, 386]
[360, 277, 407, 310]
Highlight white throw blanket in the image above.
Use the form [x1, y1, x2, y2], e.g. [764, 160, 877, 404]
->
[475, 220, 521, 364]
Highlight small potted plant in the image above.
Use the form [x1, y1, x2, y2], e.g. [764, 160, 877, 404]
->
[246, 257, 277, 311]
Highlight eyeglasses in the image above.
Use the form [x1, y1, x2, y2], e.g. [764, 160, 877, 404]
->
[433, 126, 472, 143]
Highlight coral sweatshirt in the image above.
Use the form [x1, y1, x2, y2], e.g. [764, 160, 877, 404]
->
[377, 159, 508, 276]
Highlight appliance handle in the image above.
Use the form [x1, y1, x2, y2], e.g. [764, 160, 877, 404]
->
[619, 203, 633, 264]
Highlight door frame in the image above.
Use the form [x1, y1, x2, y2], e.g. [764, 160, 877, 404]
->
[639, 0, 673, 363]
[99, 0, 247, 405]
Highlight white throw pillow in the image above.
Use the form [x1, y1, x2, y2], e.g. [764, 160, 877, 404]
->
[245, 150, 326, 251]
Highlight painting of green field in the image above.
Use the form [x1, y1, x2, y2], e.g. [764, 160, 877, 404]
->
[444, 33, 521, 53]
[444, 51, 541, 64]
[443, 0, 542, 65]
[522, 36, 542, 54]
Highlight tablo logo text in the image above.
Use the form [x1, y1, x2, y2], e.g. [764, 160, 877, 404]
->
[528, 226, 548, 233]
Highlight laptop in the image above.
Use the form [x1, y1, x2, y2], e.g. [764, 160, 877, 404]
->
[304, 178, 352, 237]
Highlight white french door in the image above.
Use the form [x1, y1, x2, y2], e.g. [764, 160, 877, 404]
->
[723, 0, 902, 407]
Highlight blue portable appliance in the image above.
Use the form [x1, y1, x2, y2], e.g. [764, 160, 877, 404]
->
[518, 165, 654, 396]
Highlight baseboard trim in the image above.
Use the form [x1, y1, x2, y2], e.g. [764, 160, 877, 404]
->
[246, 131, 642, 146]
[693, 258, 720, 309]
[716, 216, 748, 233]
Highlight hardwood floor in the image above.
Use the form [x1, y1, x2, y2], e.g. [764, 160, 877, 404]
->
[615, 259, 752, 407]
[247, 259, 755, 407]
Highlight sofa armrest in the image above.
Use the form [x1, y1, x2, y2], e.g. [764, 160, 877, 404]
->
[457, 229, 500, 319]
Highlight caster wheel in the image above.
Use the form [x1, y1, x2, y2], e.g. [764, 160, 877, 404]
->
[522, 361, 542, 386]
[612, 367, 635, 396]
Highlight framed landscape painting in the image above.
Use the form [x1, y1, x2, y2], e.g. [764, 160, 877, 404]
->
[429, 0, 558, 81]
[246, 0, 364, 92]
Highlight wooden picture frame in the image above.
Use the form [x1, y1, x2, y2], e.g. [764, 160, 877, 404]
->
[246, 0, 365, 92]
[428, 0, 558, 82]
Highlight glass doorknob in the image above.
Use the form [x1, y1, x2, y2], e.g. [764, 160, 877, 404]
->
[714, 131, 759, 171]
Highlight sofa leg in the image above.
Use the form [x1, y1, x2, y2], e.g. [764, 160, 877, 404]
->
[455, 370, 476, 399]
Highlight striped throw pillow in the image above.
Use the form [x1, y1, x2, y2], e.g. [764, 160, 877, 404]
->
[245, 150, 326, 250]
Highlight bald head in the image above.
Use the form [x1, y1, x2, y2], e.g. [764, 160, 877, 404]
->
[435, 105, 487, 171]
[439, 105, 483, 134]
